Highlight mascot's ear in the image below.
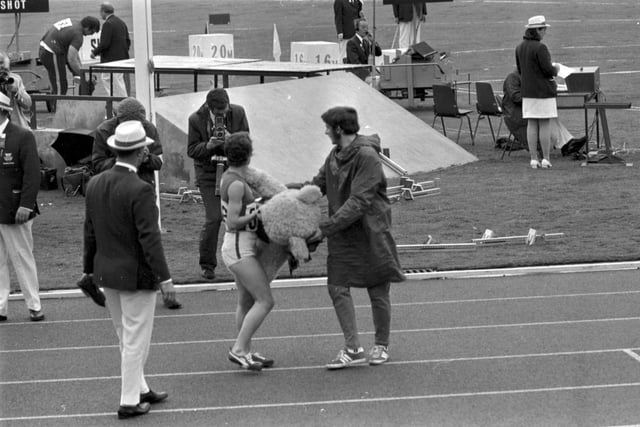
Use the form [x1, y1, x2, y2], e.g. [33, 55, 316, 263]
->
[296, 185, 323, 204]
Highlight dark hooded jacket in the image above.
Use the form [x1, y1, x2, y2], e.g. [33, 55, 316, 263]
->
[311, 134, 405, 288]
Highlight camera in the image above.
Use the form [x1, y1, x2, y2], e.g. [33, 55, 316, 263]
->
[0, 72, 14, 86]
[212, 114, 226, 140]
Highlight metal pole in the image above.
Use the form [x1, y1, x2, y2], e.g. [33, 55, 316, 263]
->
[132, 0, 163, 230]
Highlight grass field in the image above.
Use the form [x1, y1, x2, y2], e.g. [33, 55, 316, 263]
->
[1, 0, 639, 290]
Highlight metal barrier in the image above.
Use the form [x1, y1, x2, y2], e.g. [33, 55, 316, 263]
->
[28, 94, 126, 129]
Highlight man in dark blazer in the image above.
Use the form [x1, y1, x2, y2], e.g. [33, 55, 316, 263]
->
[83, 120, 179, 419]
[187, 88, 249, 281]
[392, 2, 427, 50]
[91, 2, 130, 96]
[334, 0, 364, 61]
[0, 92, 44, 322]
[346, 19, 382, 81]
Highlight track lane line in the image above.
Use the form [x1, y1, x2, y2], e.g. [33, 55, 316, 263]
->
[4, 381, 640, 422]
[2, 346, 639, 386]
[4, 289, 640, 326]
[4, 315, 640, 353]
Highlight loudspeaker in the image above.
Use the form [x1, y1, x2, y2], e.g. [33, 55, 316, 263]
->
[565, 66, 600, 93]
[410, 42, 437, 59]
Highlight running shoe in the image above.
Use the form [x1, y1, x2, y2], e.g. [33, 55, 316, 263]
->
[541, 159, 552, 168]
[368, 345, 389, 366]
[530, 159, 541, 169]
[251, 352, 274, 368]
[228, 349, 263, 371]
[326, 348, 367, 370]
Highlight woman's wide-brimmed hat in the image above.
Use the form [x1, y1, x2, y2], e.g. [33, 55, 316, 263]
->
[526, 15, 550, 29]
[107, 120, 154, 151]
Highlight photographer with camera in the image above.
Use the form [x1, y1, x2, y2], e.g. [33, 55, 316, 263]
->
[0, 52, 32, 128]
[187, 88, 249, 281]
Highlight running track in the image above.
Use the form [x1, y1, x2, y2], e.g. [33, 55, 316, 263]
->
[3, 269, 640, 426]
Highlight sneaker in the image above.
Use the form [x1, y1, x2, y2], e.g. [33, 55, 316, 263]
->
[228, 349, 262, 371]
[29, 309, 45, 322]
[541, 159, 552, 168]
[369, 345, 389, 366]
[530, 159, 541, 169]
[251, 352, 274, 368]
[326, 348, 367, 370]
[201, 268, 216, 281]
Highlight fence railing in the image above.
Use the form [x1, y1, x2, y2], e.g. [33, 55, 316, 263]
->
[29, 94, 126, 130]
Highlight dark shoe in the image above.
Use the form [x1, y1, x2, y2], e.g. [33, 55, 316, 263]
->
[77, 275, 106, 307]
[0, 315, 7, 321]
[29, 309, 45, 322]
[140, 390, 168, 404]
[201, 268, 216, 280]
[163, 298, 183, 310]
[228, 349, 263, 371]
[251, 352, 274, 368]
[117, 402, 151, 419]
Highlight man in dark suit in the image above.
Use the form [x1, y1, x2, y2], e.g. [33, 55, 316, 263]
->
[0, 92, 44, 322]
[334, 0, 364, 61]
[91, 2, 130, 96]
[187, 88, 249, 281]
[346, 19, 382, 81]
[93, 97, 163, 186]
[83, 120, 179, 419]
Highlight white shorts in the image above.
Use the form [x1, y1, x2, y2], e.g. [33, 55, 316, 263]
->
[522, 97, 558, 119]
[221, 231, 258, 267]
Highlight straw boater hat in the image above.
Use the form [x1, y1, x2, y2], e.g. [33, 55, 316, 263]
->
[526, 15, 550, 28]
[0, 92, 13, 112]
[107, 120, 154, 150]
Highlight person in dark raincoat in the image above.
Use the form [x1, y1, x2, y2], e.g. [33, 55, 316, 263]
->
[308, 106, 405, 370]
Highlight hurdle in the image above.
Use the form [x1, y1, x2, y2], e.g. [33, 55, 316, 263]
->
[388, 177, 441, 202]
[472, 228, 565, 246]
[397, 229, 565, 252]
[160, 187, 202, 203]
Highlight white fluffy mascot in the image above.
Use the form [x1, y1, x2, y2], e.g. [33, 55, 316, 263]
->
[244, 167, 323, 281]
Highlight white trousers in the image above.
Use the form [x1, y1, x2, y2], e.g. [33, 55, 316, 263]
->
[550, 118, 575, 149]
[338, 39, 348, 61]
[0, 221, 41, 316]
[104, 287, 156, 406]
[398, 18, 422, 50]
[101, 73, 128, 97]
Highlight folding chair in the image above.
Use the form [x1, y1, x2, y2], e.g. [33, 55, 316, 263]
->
[473, 82, 504, 145]
[432, 84, 475, 145]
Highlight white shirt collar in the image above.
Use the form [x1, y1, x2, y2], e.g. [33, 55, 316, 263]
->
[115, 161, 138, 173]
[0, 117, 8, 134]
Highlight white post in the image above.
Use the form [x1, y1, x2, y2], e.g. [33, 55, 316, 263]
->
[132, 0, 163, 230]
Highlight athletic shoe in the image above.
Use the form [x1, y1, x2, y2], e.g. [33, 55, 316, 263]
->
[251, 352, 274, 368]
[541, 159, 552, 168]
[368, 345, 389, 366]
[228, 349, 263, 371]
[530, 159, 541, 169]
[326, 348, 367, 370]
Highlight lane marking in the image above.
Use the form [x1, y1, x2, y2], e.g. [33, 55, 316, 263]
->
[4, 381, 640, 421]
[4, 315, 640, 354]
[2, 347, 638, 386]
[623, 349, 640, 363]
[5, 289, 640, 326]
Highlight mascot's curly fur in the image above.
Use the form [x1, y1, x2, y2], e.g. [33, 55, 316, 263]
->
[244, 167, 323, 280]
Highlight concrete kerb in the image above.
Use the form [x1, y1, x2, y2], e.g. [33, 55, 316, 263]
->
[9, 261, 640, 301]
